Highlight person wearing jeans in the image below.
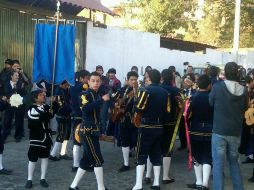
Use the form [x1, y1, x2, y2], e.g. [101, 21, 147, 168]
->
[209, 62, 248, 190]
[212, 134, 244, 190]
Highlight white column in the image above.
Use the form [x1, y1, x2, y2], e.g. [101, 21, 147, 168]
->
[233, 0, 241, 61]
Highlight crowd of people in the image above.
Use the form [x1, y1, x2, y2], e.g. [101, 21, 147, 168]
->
[0, 59, 254, 190]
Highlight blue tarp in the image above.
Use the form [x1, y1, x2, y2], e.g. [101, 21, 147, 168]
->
[33, 24, 76, 85]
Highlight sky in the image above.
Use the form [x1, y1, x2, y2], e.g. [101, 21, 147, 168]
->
[101, 0, 129, 7]
[101, 0, 204, 8]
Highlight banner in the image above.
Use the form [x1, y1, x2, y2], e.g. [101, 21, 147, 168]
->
[33, 24, 76, 85]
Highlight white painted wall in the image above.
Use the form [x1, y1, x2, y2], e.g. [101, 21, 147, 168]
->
[85, 22, 253, 83]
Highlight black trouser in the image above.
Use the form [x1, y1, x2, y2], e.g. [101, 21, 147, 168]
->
[2, 105, 25, 141]
[28, 136, 52, 162]
[79, 135, 104, 170]
[178, 117, 187, 148]
[136, 126, 163, 166]
[120, 116, 138, 148]
[161, 123, 175, 157]
[191, 139, 212, 165]
[56, 117, 71, 143]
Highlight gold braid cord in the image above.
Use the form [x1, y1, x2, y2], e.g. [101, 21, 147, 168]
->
[169, 94, 188, 152]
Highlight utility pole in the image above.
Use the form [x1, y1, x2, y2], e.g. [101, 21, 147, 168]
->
[233, 0, 241, 62]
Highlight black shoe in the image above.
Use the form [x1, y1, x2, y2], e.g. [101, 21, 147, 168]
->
[0, 168, 12, 175]
[151, 186, 160, 190]
[248, 176, 254, 182]
[118, 165, 130, 172]
[145, 177, 152, 184]
[25, 180, 33, 189]
[40, 179, 49, 188]
[202, 186, 209, 190]
[48, 155, 61, 161]
[105, 187, 109, 190]
[72, 167, 78, 172]
[242, 157, 254, 164]
[60, 154, 72, 160]
[128, 188, 143, 190]
[162, 178, 175, 184]
[187, 183, 202, 189]
[69, 187, 79, 190]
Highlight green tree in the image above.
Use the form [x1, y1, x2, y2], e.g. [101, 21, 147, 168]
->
[120, 0, 196, 38]
[185, 0, 235, 47]
[184, 0, 254, 48]
[185, 0, 254, 48]
[137, 0, 191, 37]
[119, 0, 254, 48]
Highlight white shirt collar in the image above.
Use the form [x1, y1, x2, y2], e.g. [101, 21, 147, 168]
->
[10, 81, 16, 89]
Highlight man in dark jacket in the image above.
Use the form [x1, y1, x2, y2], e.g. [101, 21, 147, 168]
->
[131, 69, 170, 190]
[2, 70, 27, 142]
[0, 59, 13, 96]
[0, 96, 12, 175]
[209, 62, 248, 190]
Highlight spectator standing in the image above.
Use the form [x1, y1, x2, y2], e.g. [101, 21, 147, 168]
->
[2, 70, 27, 142]
[0, 59, 14, 96]
[209, 62, 248, 190]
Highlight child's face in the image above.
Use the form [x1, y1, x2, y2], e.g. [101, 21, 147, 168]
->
[60, 82, 70, 89]
[128, 76, 138, 87]
[183, 77, 193, 89]
[144, 76, 151, 86]
[88, 75, 101, 91]
[108, 72, 115, 80]
[36, 92, 46, 104]
[96, 69, 103, 76]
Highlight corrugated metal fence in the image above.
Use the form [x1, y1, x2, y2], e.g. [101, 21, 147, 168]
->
[0, 6, 87, 79]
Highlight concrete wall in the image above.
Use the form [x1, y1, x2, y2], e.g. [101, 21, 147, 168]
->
[85, 22, 253, 82]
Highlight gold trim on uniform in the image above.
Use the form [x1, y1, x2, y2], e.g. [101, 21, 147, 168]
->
[167, 95, 171, 113]
[189, 131, 212, 136]
[136, 91, 149, 110]
[85, 136, 101, 166]
[140, 124, 163, 128]
[137, 91, 145, 108]
[136, 134, 142, 160]
[81, 94, 88, 106]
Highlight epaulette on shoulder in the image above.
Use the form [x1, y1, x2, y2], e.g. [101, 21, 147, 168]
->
[80, 91, 90, 106]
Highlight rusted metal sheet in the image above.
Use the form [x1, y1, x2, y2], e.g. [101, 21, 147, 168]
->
[0, 6, 35, 76]
[0, 6, 87, 78]
[6, 0, 116, 16]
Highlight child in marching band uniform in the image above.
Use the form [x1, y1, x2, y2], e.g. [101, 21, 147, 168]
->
[25, 89, 53, 189]
[69, 72, 110, 190]
[187, 75, 213, 190]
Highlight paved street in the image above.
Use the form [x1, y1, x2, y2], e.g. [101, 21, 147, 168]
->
[0, 131, 253, 190]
